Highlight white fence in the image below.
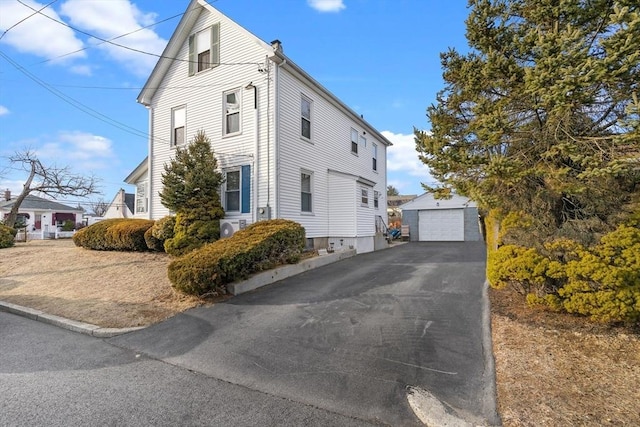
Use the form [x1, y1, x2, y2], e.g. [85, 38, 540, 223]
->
[14, 229, 76, 241]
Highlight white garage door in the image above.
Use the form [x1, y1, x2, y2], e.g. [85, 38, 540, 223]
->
[418, 209, 464, 241]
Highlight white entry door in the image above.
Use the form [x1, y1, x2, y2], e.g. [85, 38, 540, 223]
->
[418, 209, 464, 241]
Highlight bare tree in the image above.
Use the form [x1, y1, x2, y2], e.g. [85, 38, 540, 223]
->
[92, 199, 109, 217]
[3, 149, 98, 228]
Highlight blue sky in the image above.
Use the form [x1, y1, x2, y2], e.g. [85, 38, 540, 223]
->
[0, 0, 470, 211]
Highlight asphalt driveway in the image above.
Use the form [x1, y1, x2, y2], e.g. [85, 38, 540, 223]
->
[111, 242, 498, 426]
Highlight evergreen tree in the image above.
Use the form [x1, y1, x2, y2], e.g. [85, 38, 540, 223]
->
[160, 130, 225, 255]
[417, 0, 640, 243]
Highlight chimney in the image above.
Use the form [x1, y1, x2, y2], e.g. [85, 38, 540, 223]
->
[271, 39, 283, 53]
[4, 189, 10, 201]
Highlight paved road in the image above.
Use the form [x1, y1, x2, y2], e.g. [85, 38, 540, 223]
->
[0, 311, 375, 426]
[112, 242, 497, 426]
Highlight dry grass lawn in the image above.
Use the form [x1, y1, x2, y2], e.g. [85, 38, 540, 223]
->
[0, 239, 202, 328]
[1, 239, 639, 426]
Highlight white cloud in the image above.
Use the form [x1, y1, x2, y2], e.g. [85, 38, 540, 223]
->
[60, 0, 168, 77]
[0, 0, 85, 62]
[308, 0, 346, 13]
[35, 131, 115, 171]
[0, 105, 9, 116]
[383, 130, 435, 190]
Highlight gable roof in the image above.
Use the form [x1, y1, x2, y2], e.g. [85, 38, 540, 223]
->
[137, 0, 392, 148]
[124, 156, 148, 184]
[0, 195, 83, 212]
[400, 193, 477, 210]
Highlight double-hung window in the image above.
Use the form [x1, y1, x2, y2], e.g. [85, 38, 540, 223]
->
[374, 191, 379, 209]
[224, 89, 240, 135]
[372, 143, 378, 171]
[359, 134, 366, 148]
[301, 171, 313, 212]
[361, 188, 369, 206]
[172, 106, 186, 146]
[351, 128, 358, 154]
[136, 182, 148, 213]
[301, 96, 311, 140]
[188, 23, 220, 75]
[225, 170, 240, 212]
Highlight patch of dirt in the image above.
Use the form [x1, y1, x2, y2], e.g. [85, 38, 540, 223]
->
[0, 239, 205, 328]
[490, 287, 640, 426]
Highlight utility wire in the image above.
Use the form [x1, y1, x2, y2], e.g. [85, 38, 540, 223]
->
[0, 0, 59, 41]
[16, 0, 262, 67]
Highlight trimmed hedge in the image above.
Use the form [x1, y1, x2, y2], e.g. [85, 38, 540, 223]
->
[0, 224, 17, 249]
[73, 218, 155, 251]
[168, 219, 305, 296]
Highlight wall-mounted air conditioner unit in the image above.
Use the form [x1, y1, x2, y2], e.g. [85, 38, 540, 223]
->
[219, 219, 246, 238]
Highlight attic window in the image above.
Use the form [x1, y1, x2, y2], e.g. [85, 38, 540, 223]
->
[189, 23, 220, 75]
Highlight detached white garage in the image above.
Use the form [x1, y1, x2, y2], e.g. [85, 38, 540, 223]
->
[400, 193, 481, 242]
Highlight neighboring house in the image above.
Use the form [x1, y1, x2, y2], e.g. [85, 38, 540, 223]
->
[400, 193, 482, 242]
[135, 0, 391, 253]
[124, 157, 149, 218]
[103, 188, 135, 219]
[0, 190, 83, 237]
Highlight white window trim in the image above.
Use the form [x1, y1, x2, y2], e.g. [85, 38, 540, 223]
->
[189, 23, 220, 76]
[374, 190, 379, 209]
[301, 95, 312, 142]
[223, 88, 242, 137]
[171, 106, 186, 146]
[361, 188, 369, 207]
[136, 181, 148, 214]
[372, 143, 378, 172]
[224, 168, 241, 212]
[351, 128, 358, 155]
[301, 169, 313, 214]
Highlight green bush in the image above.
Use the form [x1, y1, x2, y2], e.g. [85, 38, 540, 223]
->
[73, 218, 154, 251]
[168, 219, 305, 296]
[164, 208, 223, 256]
[0, 224, 17, 249]
[144, 215, 176, 252]
[488, 222, 640, 324]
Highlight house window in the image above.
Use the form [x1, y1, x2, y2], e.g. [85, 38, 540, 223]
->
[223, 166, 251, 213]
[359, 134, 366, 148]
[301, 96, 311, 140]
[225, 170, 240, 212]
[136, 182, 148, 213]
[374, 191, 379, 209]
[301, 171, 313, 212]
[372, 143, 378, 171]
[351, 128, 358, 154]
[224, 89, 241, 135]
[172, 106, 186, 146]
[189, 23, 220, 75]
[361, 188, 369, 206]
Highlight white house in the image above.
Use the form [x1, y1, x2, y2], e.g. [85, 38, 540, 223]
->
[0, 190, 83, 238]
[135, 0, 391, 253]
[103, 188, 135, 219]
[124, 157, 149, 219]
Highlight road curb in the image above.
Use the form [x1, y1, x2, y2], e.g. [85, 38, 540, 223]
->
[0, 301, 145, 338]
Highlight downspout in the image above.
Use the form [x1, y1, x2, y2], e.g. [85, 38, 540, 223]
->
[147, 105, 153, 220]
[274, 59, 285, 219]
[252, 84, 259, 223]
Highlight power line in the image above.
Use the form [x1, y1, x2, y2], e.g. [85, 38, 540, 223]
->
[16, 0, 262, 68]
[0, 0, 59, 41]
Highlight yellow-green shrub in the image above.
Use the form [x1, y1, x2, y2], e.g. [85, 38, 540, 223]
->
[0, 224, 17, 249]
[144, 215, 176, 252]
[168, 219, 305, 296]
[73, 218, 154, 251]
[164, 207, 223, 256]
